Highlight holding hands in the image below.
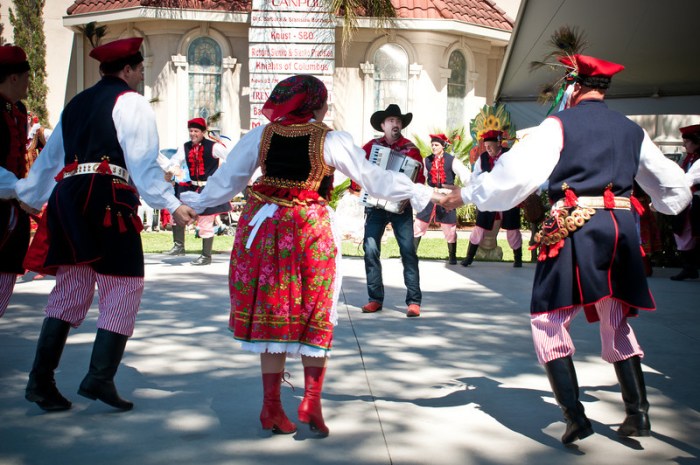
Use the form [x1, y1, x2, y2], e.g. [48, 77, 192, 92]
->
[439, 186, 466, 211]
[172, 204, 198, 226]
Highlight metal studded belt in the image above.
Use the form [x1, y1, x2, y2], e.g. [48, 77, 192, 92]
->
[553, 196, 631, 210]
[62, 162, 130, 182]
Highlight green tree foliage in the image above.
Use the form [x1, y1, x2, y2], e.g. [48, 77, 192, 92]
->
[9, 0, 49, 124]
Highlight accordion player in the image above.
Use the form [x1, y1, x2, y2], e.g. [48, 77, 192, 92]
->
[359, 145, 422, 213]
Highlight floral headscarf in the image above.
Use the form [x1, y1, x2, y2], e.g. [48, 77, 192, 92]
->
[261, 75, 328, 126]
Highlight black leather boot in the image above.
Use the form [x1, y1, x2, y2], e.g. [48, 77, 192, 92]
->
[670, 250, 698, 281]
[447, 242, 457, 265]
[461, 243, 478, 267]
[165, 225, 186, 255]
[513, 247, 523, 268]
[613, 356, 651, 437]
[544, 356, 594, 444]
[25, 318, 72, 411]
[192, 237, 213, 266]
[78, 329, 133, 411]
[413, 236, 421, 252]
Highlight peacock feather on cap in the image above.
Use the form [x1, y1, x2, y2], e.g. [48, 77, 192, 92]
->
[529, 25, 589, 111]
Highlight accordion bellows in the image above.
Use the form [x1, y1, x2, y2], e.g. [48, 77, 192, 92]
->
[359, 145, 421, 214]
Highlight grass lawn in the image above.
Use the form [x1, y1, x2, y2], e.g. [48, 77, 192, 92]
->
[141, 231, 530, 263]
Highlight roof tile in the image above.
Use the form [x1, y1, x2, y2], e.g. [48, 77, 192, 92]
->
[67, 0, 512, 30]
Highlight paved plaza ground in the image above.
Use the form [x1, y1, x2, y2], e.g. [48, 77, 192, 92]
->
[1, 246, 699, 465]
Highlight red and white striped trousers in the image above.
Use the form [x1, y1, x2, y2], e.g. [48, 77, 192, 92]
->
[530, 297, 644, 364]
[44, 265, 144, 336]
[0, 272, 18, 318]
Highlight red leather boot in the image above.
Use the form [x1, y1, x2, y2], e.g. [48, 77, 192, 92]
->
[298, 366, 329, 437]
[260, 372, 297, 434]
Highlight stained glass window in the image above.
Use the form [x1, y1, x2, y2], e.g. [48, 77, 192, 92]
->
[447, 50, 467, 130]
[188, 37, 222, 127]
[373, 44, 408, 112]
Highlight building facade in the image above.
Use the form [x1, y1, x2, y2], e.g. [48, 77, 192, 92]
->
[1, 0, 513, 150]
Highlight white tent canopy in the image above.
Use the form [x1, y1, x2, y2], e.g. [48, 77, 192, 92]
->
[495, 0, 700, 130]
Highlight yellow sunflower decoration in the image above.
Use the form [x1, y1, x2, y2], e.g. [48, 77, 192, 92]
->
[468, 104, 517, 164]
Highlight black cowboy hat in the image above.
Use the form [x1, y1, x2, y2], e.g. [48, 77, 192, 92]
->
[370, 104, 413, 131]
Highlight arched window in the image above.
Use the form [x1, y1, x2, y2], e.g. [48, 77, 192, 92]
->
[188, 37, 222, 128]
[373, 43, 408, 112]
[447, 50, 467, 130]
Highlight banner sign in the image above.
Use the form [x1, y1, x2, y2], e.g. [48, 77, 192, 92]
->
[251, 10, 335, 28]
[249, 0, 336, 129]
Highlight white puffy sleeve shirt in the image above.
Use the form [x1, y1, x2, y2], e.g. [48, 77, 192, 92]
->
[180, 123, 433, 213]
[462, 116, 691, 216]
[16, 92, 181, 213]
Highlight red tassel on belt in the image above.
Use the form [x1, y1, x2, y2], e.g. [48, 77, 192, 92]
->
[563, 184, 578, 207]
[630, 195, 645, 215]
[55, 158, 79, 181]
[117, 212, 127, 233]
[131, 214, 144, 233]
[103, 206, 112, 227]
[96, 157, 112, 175]
[603, 184, 615, 209]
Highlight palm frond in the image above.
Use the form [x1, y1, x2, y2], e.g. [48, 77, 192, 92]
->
[329, 0, 396, 57]
[78, 22, 108, 49]
[412, 126, 474, 177]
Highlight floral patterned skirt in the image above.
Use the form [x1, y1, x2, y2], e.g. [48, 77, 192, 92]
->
[229, 197, 338, 357]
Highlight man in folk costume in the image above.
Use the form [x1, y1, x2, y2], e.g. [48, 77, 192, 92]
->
[0, 45, 31, 317]
[16, 37, 197, 412]
[669, 124, 700, 280]
[163, 117, 230, 265]
[442, 45, 690, 443]
[462, 127, 524, 268]
[413, 133, 470, 265]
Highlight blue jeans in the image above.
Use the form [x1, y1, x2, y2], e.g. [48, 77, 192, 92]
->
[362, 207, 421, 306]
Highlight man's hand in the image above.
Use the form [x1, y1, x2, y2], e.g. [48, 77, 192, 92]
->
[172, 204, 198, 226]
[440, 186, 466, 211]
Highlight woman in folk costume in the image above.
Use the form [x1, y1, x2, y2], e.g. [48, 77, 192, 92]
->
[413, 133, 470, 264]
[180, 75, 438, 437]
[441, 27, 691, 444]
